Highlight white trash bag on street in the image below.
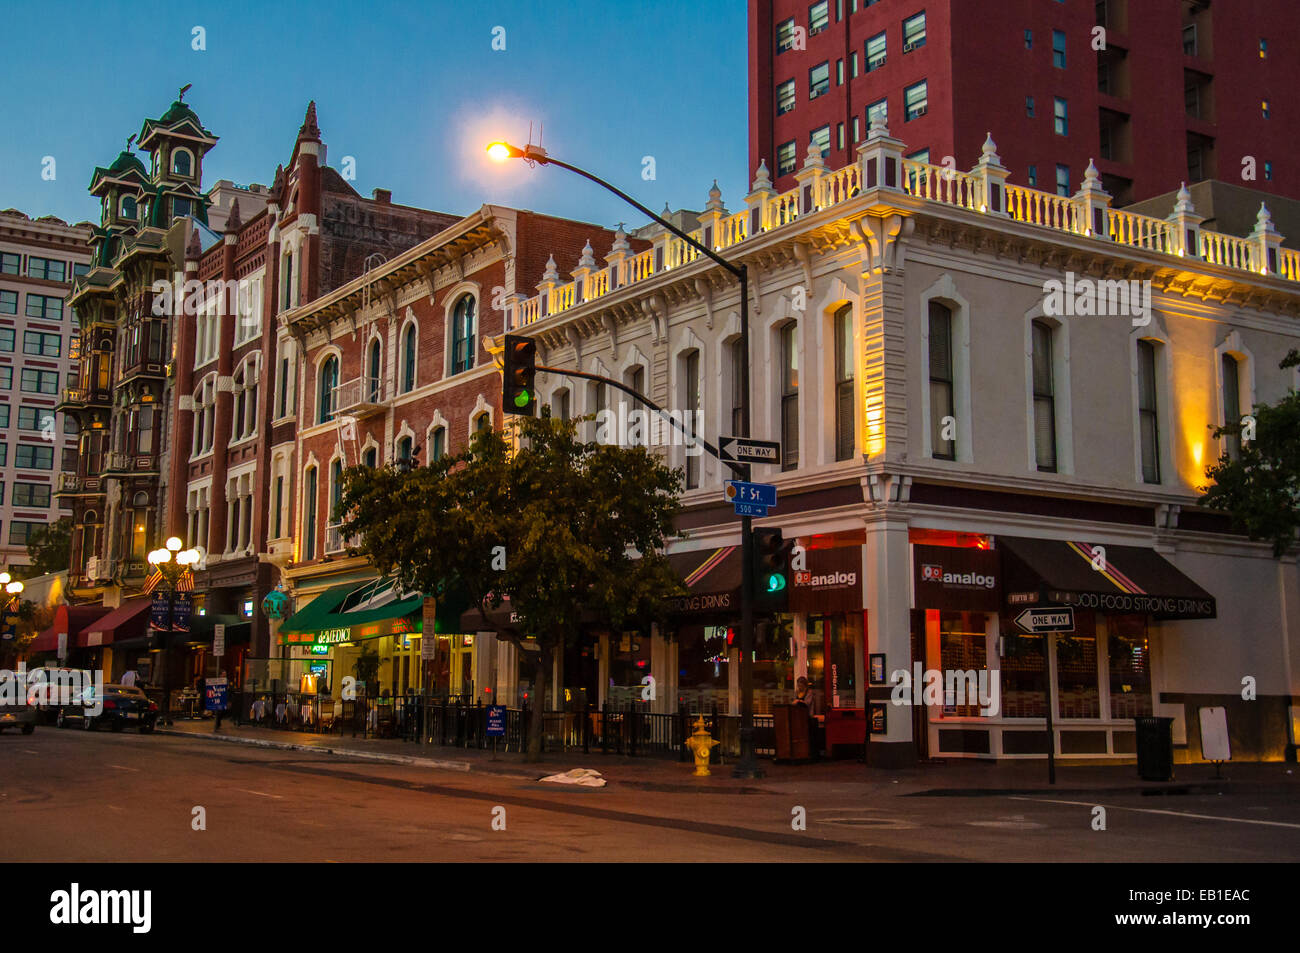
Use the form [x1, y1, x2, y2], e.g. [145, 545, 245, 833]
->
[539, 768, 606, 787]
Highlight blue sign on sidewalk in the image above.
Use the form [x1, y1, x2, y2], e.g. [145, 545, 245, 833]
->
[486, 705, 506, 738]
[204, 678, 228, 712]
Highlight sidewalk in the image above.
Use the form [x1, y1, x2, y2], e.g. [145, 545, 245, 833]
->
[156, 719, 1299, 795]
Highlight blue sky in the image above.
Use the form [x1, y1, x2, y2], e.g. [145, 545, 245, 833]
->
[0, 0, 748, 231]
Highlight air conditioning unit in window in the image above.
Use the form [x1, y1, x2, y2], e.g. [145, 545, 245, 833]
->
[903, 40, 923, 52]
[910, 106, 928, 119]
[869, 55, 886, 70]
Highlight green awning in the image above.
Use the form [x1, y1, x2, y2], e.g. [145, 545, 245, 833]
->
[279, 579, 424, 644]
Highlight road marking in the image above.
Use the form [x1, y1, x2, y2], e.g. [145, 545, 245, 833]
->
[107, 805, 125, 812]
[22, 749, 38, 754]
[236, 788, 283, 799]
[1009, 796, 1300, 830]
[107, 764, 139, 772]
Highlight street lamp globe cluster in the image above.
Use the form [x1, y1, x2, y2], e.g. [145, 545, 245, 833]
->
[148, 537, 200, 578]
[0, 571, 23, 599]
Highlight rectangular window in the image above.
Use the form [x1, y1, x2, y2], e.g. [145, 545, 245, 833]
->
[684, 351, 700, 490]
[1221, 354, 1242, 461]
[778, 140, 798, 177]
[15, 444, 53, 470]
[1108, 616, 1152, 718]
[867, 97, 888, 127]
[61, 447, 76, 472]
[834, 306, 855, 461]
[1137, 339, 1160, 483]
[850, 51, 859, 77]
[9, 520, 41, 546]
[304, 467, 318, 559]
[1055, 164, 1071, 196]
[1052, 29, 1066, 68]
[939, 612, 987, 717]
[1027, 164, 1037, 187]
[0, 329, 12, 352]
[851, 115, 861, 142]
[781, 323, 799, 471]
[0, 368, 10, 390]
[20, 369, 58, 394]
[1054, 97, 1068, 135]
[776, 17, 797, 53]
[866, 31, 887, 71]
[809, 62, 830, 99]
[902, 11, 926, 50]
[929, 301, 955, 460]
[730, 339, 744, 437]
[0, 444, 6, 466]
[13, 482, 51, 507]
[0, 290, 16, 314]
[1026, 95, 1035, 117]
[904, 80, 928, 120]
[776, 79, 796, 115]
[27, 257, 66, 282]
[274, 476, 285, 538]
[0, 253, 19, 275]
[1032, 321, 1057, 472]
[809, 0, 829, 34]
[0, 404, 8, 428]
[17, 406, 48, 431]
[25, 294, 63, 321]
[22, 330, 61, 357]
[810, 124, 831, 158]
[1264, 161, 1273, 181]
[837, 59, 844, 85]
[1182, 23, 1197, 56]
[837, 122, 845, 150]
[1025, 29, 1033, 49]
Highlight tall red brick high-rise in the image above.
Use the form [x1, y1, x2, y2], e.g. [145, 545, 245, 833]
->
[749, 0, 1296, 206]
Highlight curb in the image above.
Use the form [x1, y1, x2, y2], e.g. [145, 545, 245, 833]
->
[156, 727, 473, 772]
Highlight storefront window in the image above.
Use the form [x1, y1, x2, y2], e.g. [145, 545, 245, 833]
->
[1000, 630, 1047, 718]
[939, 611, 986, 716]
[1055, 612, 1099, 719]
[606, 630, 649, 708]
[1108, 615, 1152, 718]
[809, 614, 860, 709]
[755, 616, 794, 713]
[676, 624, 730, 714]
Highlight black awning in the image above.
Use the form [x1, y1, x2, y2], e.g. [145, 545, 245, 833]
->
[664, 546, 742, 618]
[1000, 536, 1216, 620]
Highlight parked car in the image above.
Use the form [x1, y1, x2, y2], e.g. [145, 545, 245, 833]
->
[0, 672, 36, 735]
[56, 684, 159, 733]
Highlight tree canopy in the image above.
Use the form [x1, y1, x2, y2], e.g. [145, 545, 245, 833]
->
[339, 413, 688, 759]
[1199, 350, 1300, 557]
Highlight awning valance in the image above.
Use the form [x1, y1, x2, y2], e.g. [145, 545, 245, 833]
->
[999, 537, 1216, 620]
[279, 578, 423, 643]
[665, 546, 741, 617]
[29, 605, 111, 653]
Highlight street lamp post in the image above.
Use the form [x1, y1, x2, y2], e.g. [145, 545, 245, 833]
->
[0, 573, 24, 657]
[147, 536, 200, 726]
[488, 140, 763, 777]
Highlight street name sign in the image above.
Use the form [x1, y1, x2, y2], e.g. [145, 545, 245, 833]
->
[1013, 607, 1076, 634]
[724, 480, 777, 507]
[719, 436, 780, 464]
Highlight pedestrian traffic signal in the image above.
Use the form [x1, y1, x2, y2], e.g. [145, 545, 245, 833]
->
[502, 334, 537, 417]
[752, 528, 794, 610]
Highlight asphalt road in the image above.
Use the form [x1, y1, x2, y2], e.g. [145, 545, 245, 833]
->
[3, 729, 1299, 862]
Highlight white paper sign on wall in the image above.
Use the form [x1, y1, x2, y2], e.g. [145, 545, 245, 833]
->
[1198, 706, 1231, 763]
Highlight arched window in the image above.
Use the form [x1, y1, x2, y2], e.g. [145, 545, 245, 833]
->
[368, 338, 383, 402]
[330, 459, 344, 524]
[928, 302, 955, 461]
[318, 355, 338, 424]
[833, 306, 855, 462]
[1031, 320, 1057, 472]
[120, 195, 137, 220]
[402, 324, 417, 392]
[779, 322, 799, 470]
[473, 412, 490, 434]
[363, 446, 378, 469]
[430, 426, 446, 461]
[397, 436, 413, 464]
[450, 295, 476, 375]
[172, 149, 192, 176]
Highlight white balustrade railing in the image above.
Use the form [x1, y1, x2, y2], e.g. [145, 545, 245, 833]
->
[1200, 230, 1255, 272]
[504, 140, 1292, 329]
[1108, 207, 1175, 254]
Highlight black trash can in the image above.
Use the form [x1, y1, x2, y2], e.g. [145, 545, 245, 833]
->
[1134, 716, 1174, 781]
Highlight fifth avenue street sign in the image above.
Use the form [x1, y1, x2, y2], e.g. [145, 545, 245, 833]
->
[1013, 607, 1076, 634]
[719, 436, 780, 464]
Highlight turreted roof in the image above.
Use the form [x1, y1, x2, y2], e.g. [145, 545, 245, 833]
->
[108, 150, 147, 176]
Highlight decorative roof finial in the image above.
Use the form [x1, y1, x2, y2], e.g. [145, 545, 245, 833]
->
[178, 83, 192, 103]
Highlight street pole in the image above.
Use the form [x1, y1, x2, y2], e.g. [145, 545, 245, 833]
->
[491, 144, 763, 777]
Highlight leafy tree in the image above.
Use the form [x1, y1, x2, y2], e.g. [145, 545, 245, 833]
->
[25, 517, 72, 577]
[1199, 350, 1300, 557]
[339, 413, 687, 761]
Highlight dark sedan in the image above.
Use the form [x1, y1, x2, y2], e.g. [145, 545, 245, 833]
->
[56, 684, 159, 733]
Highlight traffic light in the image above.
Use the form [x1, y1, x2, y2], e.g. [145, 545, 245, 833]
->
[752, 528, 794, 610]
[502, 334, 537, 416]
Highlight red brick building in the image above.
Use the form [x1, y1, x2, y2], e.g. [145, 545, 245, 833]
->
[749, 0, 1297, 206]
[167, 103, 460, 685]
[278, 208, 647, 702]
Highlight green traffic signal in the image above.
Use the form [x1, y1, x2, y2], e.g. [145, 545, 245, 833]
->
[513, 389, 531, 408]
[503, 334, 537, 417]
[766, 573, 786, 593]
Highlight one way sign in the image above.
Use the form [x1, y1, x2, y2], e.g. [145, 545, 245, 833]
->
[1013, 607, 1075, 634]
[719, 435, 780, 464]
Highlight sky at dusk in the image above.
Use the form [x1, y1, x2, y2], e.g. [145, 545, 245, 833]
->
[0, 0, 748, 233]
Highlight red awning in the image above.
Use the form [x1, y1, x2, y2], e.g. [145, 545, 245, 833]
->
[29, 605, 111, 653]
[79, 598, 152, 647]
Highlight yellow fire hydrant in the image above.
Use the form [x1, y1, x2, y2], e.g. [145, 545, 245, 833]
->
[684, 716, 719, 776]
